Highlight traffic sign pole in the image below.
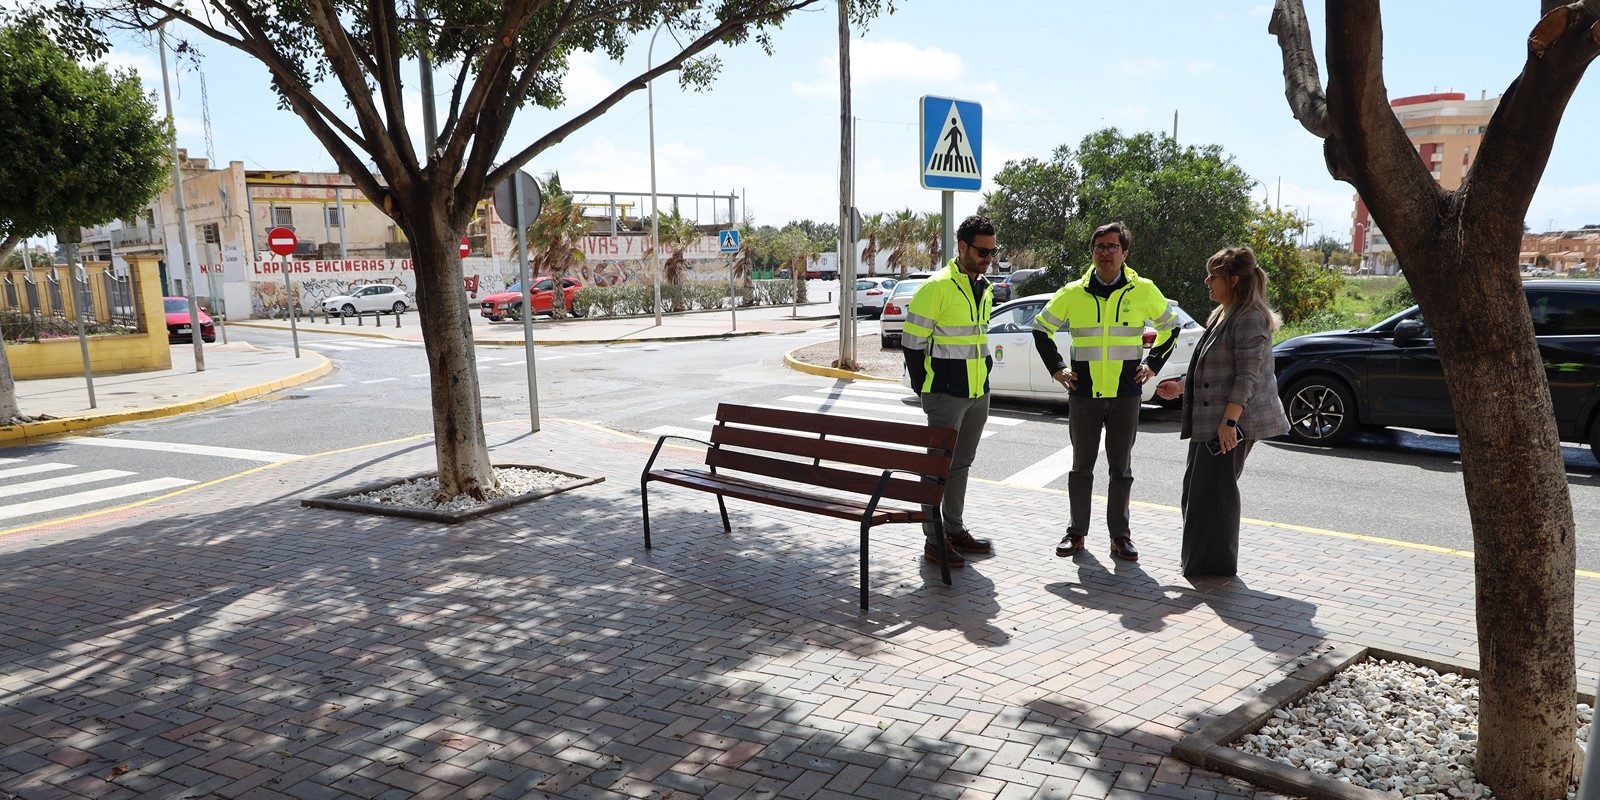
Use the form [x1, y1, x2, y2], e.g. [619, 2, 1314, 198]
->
[267, 226, 301, 357]
[510, 176, 540, 434]
[718, 229, 741, 333]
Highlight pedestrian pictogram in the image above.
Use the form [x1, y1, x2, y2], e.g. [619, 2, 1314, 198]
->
[267, 226, 298, 257]
[919, 96, 983, 192]
[719, 229, 741, 253]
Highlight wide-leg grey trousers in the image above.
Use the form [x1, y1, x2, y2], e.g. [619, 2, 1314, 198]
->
[1180, 439, 1255, 577]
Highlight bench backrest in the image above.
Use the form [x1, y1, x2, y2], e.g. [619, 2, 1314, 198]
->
[706, 403, 957, 506]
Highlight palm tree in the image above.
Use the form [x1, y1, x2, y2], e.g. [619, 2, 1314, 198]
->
[922, 211, 944, 268]
[528, 172, 593, 318]
[859, 212, 884, 276]
[656, 209, 700, 312]
[730, 221, 762, 298]
[884, 209, 921, 277]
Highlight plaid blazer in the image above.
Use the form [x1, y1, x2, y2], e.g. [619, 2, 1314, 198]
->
[1180, 307, 1291, 441]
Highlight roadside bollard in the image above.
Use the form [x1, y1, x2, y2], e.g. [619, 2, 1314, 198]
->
[339, 311, 346, 326]
[357, 312, 363, 326]
[394, 311, 400, 329]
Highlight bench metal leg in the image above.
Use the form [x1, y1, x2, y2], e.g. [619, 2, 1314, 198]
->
[716, 494, 731, 532]
[932, 519, 952, 586]
[641, 479, 653, 549]
[859, 521, 872, 611]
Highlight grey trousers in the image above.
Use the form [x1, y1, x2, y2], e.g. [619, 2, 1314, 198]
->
[1066, 394, 1143, 538]
[918, 392, 989, 542]
[1180, 439, 1255, 577]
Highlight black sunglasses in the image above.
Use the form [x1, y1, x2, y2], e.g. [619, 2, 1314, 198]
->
[968, 245, 998, 258]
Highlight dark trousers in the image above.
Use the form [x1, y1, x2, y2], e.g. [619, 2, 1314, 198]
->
[918, 392, 989, 542]
[1066, 394, 1142, 539]
[1180, 439, 1255, 577]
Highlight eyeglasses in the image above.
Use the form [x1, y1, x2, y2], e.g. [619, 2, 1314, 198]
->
[1092, 243, 1122, 253]
[969, 245, 998, 258]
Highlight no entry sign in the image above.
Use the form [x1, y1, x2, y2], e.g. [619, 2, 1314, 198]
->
[460, 237, 470, 259]
[267, 226, 298, 257]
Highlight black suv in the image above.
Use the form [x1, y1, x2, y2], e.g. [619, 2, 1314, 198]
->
[1273, 280, 1600, 463]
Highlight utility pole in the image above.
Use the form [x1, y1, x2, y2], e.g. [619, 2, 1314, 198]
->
[157, 22, 204, 372]
[837, 0, 857, 369]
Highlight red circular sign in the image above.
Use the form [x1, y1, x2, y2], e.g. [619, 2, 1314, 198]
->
[266, 226, 298, 256]
[459, 237, 470, 258]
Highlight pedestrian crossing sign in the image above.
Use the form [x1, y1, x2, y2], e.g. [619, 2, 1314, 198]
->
[920, 95, 983, 191]
[719, 229, 741, 253]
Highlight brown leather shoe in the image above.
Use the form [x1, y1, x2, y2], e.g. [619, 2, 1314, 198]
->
[1055, 534, 1085, 558]
[948, 529, 992, 554]
[1110, 536, 1139, 561]
[923, 540, 966, 568]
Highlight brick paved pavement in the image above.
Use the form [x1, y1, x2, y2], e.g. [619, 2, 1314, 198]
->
[3, 420, 1598, 799]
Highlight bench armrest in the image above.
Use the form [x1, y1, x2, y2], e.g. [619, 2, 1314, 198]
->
[861, 467, 943, 522]
[641, 433, 715, 479]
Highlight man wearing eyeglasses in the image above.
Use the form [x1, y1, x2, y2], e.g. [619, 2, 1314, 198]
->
[902, 215, 998, 569]
[1031, 222, 1180, 562]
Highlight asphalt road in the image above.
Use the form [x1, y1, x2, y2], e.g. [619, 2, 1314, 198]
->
[4, 322, 1597, 572]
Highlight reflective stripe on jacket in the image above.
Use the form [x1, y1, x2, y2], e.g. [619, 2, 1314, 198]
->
[1031, 264, 1178, 398]
[902, 259, 994, 398]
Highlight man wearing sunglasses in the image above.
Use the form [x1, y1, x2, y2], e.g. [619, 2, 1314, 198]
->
[902, 215, 999, 568]
[1031, 222, 1180, 562]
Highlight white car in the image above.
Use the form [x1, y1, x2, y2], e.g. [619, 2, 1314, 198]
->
[854, 277, 898, 317]
[877, 279, 928, 348]
[322, 284, 411, 316]
[901, 293, 1204, 404]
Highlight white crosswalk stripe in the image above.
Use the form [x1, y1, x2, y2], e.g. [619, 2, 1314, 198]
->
[57, 437, 297, 462]
[0, 469, 135, 499]
[0, 478, 196, 522]
[0, 462, 76, 480]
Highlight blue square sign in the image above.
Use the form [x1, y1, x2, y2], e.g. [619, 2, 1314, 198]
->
[719, 229, 741, 253]
[920, 96, 983, 192]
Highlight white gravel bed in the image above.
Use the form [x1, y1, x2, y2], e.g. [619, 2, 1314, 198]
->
[342, 466, 568, 511]
[1235, 658, 1591, 798]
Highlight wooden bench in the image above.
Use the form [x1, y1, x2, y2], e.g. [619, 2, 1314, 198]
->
[640, 403, 959, 610]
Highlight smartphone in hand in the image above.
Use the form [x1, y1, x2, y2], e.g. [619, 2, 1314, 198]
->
[1206, 426, 1246, 456]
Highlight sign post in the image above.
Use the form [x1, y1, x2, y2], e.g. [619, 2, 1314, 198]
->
[267, 226, 301, 357]
[494, 170, 544, 433]
[919, 95, 984, 266]
[719, 229, 741, 332]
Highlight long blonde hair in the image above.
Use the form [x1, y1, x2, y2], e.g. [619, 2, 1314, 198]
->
[1206, 246, 1281, 331]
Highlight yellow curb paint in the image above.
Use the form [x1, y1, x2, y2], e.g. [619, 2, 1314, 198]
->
[782, 348, 898, 383]
[0, 354, 333, 445]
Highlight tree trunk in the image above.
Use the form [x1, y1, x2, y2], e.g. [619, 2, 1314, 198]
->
[0, 340, 19, 424]
[408, 201, 500, 501]
[1411, 226, 1577, 798]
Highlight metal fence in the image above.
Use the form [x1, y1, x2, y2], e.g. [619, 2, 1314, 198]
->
[0, 263, 145, 343]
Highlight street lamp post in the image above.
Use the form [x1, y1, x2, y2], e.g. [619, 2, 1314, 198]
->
[647, 22, 667, 327]
[156, 21, 205, 372]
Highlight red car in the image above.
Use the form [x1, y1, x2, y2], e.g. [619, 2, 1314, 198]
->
[478, 278, 585, 321]
[163, 296, 216, 343]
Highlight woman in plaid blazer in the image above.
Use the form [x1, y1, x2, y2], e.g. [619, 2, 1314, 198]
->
[1154, 247, 1290, 577]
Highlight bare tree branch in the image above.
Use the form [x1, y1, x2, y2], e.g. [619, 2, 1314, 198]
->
[432, 0, 553, 181]
[1267, 0, 1329, 138]
[481, 0, 823, 194]
[1463, 1, 1600, 226]
[1321, 0, 1443, 236]
[438, 52, 475, 146]
[293, 0, 419, 176]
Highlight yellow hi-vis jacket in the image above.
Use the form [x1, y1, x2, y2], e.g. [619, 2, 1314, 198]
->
[1031, 264, 1179, 399]
[901, 260, 994, 398]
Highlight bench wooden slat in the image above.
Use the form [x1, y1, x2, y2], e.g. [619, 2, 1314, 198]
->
[650, 469, 922, 523]
[717, 403, 956, 452]
[705, 449, 944, 506]
[710, 424, 953, 478]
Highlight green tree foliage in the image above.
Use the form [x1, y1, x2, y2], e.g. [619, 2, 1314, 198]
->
[1064, 129, 1256, 316]
[978, 144, 1076, 264]
[1247, 206, 1341, 324]
[1308, 234, 1349, 267]
[0, 21, 170, 261]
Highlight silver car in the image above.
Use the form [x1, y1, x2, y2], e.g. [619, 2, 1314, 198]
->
[877, 279, 927, 348]
[853, 277, 899, 317]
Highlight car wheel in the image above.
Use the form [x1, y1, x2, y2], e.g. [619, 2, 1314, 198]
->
[1284, 375, 1357, 446]
[341, 303, 357, 317]
[880, 335, 893, 349]
[392, 301, 407, 315]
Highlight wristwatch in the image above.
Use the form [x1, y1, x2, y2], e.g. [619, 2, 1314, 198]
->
[1224, 418, 1238, 428]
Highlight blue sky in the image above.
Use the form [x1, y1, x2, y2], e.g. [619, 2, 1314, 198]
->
[95, 1, 1600, 247]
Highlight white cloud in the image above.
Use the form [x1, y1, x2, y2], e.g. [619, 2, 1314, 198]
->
[792, 39, 964, 98]
[562, 51, 617, 110]
[1186, 62, 1222, 76]
[1116, 58, 1173, 77]
[1530, 184, 1600, 231]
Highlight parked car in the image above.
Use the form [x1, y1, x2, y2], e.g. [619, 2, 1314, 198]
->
[877, 279, 928, 348]
[1527, 267, 1557, 278]
[321, 284, 410, 317]
[898, 294, 1202, 404]
[991, 268, 1044, 305]
[1273, 279, 1600, 462]
[163, 297, 215, 344]
[853, 277, 898, 317]
[479, 277, 586, 321]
